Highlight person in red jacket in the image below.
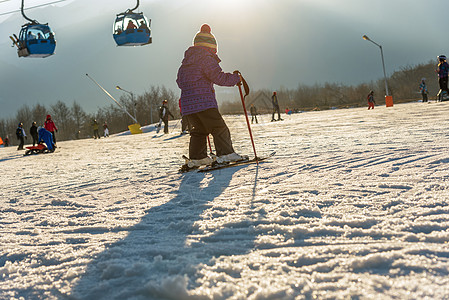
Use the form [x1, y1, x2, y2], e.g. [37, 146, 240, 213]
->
[367, 91, 375, 110]
[44, 114, 58, 145]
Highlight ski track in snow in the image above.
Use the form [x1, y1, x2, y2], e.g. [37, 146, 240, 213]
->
[1, 102, 449, 299]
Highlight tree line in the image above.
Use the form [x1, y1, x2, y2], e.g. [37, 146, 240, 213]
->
[221, 60, 439, 113]
[1, 61, 439, 146]
[0, 86, 178, 146]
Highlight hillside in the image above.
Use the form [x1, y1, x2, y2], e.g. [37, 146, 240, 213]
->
[1, 101, 449, 299]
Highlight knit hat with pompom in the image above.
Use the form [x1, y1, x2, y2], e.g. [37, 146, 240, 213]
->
[193, 24, 217, 53]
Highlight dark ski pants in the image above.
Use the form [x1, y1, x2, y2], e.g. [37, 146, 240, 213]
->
[251, 115, 258, 124]
[422, 92, 428, 102]
[439, 77, 449, 92]
[368, 101, 375, 109]
[272, 107, 281, 121]
[163, 119, 169, 134]
[32, 134, 38, 146]
[17, 136, 24, 150]
[186, 108, 234, 159]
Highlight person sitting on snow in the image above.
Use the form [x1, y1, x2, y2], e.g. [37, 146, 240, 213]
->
[38, 127, 55, 152]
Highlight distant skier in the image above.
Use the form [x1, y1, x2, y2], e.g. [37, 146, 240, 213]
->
[177, 23, 246, 168]
[271, 91, 282, 121]
[30, 122, 38, 146]
[436, 55, 449, 101]
[367, 90, 375, 109]
[44, 115, 58, 145]
[157, 99, 174, 134]
[419, 78, 428, 102]
[16, 122, 26, 150]
[38, 127, 55, 152]
[103, 122, 109, 137]
[92, 119, 100, 139]
[250, 104, 258, 124]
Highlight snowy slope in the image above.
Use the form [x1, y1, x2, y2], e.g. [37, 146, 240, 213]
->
[1, 101, 449, 300]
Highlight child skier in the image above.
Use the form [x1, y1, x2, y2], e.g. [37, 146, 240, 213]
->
[176, 24, 245, 168]
[367, 90, 375, 109]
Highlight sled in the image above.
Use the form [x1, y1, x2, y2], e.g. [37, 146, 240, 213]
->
[24, 144, 50, 155]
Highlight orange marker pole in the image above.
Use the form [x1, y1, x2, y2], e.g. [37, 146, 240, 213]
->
[237, 74, 258, 164]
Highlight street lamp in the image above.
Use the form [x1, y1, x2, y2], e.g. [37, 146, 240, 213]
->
[363, 35, 390, 99]
[116, 85, 137, 122]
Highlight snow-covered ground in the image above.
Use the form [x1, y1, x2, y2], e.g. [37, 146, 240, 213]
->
[1, 101, 449, 300]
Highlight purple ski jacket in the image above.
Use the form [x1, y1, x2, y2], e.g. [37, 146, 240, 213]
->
[177, 46, 241, 116]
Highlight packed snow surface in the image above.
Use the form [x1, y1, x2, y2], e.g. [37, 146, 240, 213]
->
[1, 102, 449, 300]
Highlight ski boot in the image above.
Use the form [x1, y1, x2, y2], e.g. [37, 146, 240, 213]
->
[215, 153, 249, 164]
[179, 156, 214, 173]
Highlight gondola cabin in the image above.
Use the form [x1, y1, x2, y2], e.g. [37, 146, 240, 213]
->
[113, 12, 152, 46]
[17, 23, 56, 58]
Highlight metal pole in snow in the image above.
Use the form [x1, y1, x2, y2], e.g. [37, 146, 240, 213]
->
[86, 74, 138, 124]
[362, 35, 390, 96]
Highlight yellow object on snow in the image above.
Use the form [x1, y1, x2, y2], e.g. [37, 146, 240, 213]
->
[128, 123, 143, 134]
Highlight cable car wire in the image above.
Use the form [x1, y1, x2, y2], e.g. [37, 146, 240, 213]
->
[0, 0, 68, 17]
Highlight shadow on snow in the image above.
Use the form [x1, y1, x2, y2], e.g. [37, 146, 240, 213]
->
[68, 167, 261, 300]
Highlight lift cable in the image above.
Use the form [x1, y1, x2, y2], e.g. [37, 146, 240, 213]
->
[0, 0, 68, 17]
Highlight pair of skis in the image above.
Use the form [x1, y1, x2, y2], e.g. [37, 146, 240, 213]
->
[179, 152, 275, 173]
[9, 34, 22, 50]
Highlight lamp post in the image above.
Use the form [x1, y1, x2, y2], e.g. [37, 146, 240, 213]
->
[362, 35, 390, 97]
[116, 85, 137, 123]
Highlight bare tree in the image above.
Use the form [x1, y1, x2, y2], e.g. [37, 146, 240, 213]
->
[31, 103, 48, 126]
[71, 101, 87, 137]
[50, 100, 74, 140]
[16, 105, 33, 128]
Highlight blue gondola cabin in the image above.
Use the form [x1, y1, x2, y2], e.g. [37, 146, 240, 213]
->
[16, 23, 56, 58]
[113, 12, 152, 46]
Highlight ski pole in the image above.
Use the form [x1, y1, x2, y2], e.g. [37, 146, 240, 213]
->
[172, 118, 181, 131]
[237, 73, 258, 164]
[207, 135, 214, 155]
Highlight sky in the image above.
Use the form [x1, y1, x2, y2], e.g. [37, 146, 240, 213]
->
[0, 0, 447, 119]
